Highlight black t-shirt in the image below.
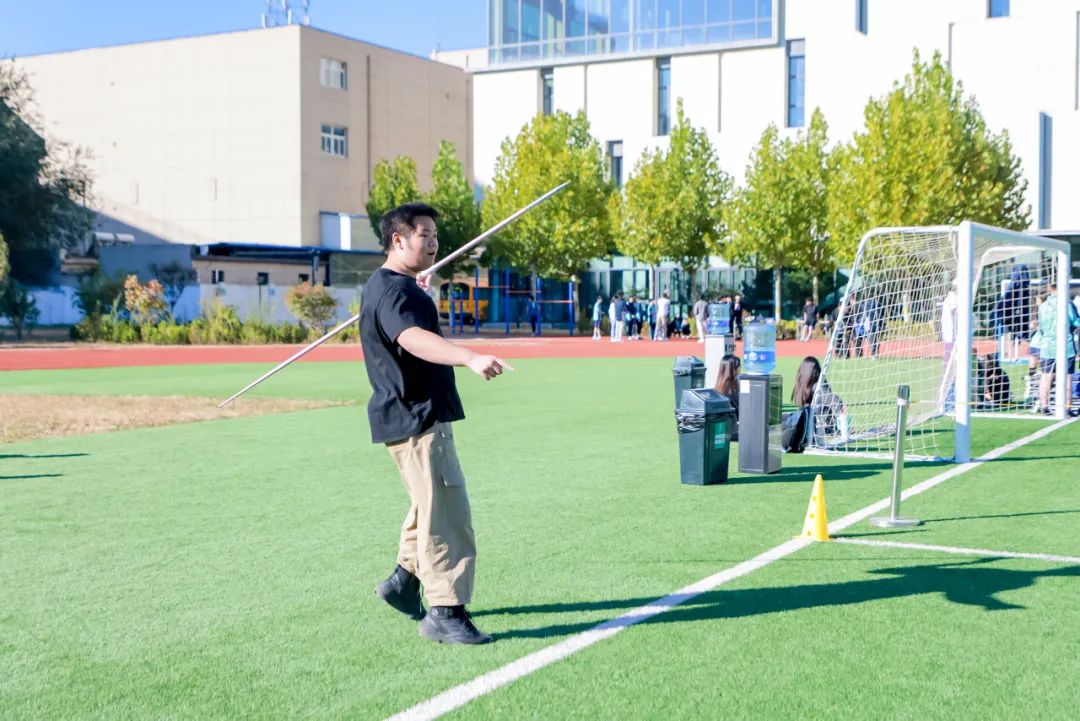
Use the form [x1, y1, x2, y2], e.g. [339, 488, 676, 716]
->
[359, 267, 465, 444]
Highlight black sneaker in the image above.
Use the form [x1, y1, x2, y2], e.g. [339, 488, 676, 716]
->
[418, 606, 493, 645]
[375, 565, 425, 621]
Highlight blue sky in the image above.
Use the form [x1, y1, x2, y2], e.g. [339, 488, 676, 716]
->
[0, 1, 486, 59]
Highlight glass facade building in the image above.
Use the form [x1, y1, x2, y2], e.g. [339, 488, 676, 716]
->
[488, 0, 775, 65]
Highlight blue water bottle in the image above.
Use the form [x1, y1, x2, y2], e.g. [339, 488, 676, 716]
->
[743, 321, 776, 374]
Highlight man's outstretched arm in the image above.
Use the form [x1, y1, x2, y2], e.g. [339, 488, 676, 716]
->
[397, 327, 514, 380]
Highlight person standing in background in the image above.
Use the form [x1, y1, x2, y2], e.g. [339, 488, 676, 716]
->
[592, 294, 605, 341]
[731, 294, 744, 340]
[654, 291, 671, 341]
[693, 295, 709, 343]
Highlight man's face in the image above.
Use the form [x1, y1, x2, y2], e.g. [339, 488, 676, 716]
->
[392, 216, 438, 272]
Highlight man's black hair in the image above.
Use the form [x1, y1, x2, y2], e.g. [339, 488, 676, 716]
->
[379, 202, 439, 252]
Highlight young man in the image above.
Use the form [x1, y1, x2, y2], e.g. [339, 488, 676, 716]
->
[362, 202, 511, 645]
[611, 291, 626, 343]
[1036, 281, 1080, 416]
[654, 291, 670, 341]
[800, 298, 817, 342]
[731, 294, 744, 340]
[693, 295, 708, 343]
[526, 295, 541, 336]
[592, 294, 605, 340]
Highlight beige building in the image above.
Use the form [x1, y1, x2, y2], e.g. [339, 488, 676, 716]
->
[14, 24, 472, 252]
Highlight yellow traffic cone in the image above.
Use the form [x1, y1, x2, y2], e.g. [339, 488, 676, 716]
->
[799, 474, 830, 541]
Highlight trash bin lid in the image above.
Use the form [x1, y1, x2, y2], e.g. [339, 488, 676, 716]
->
[678, 388, 735, 414]
[673, 355, 705, 375]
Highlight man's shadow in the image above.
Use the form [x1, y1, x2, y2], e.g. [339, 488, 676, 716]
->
[483, 559, 1080, 640]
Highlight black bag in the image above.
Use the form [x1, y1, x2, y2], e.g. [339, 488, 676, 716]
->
[781, 407, 810, 453]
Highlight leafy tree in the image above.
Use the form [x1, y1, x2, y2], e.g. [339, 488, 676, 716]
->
[725, 125, 792, 321]
[75, 271, 126, 318]
[424, 140, 481, 278]
[828, 50, 1030, 263]
[0, 280, 40, 339]
[123, 274, 168, 327]
[616, 101, 731, 296]
[0, 63, 94, 284]
[151, 260, 197, 314]
[365, 156, 420, 240]
[285, 280, 338, 337]
[0, 230, 8, 282]
[482, 110, 613, 280]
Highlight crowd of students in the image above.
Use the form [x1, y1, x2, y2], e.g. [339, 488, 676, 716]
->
[592, 292, 746, 343]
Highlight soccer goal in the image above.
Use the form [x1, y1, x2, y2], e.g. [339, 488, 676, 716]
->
[809, 221, 1072, 462]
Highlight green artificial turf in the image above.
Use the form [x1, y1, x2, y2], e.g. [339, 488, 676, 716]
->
[2, 357, 1078, 719]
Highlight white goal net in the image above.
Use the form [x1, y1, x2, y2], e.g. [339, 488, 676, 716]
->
[810, 222, 1072, 462]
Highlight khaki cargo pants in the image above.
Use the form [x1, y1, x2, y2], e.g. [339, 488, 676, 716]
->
[386, 422, 475, 607]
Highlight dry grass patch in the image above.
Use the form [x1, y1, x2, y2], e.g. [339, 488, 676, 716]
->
[0, 395, 346, 443]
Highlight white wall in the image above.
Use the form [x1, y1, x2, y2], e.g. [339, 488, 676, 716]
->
[472, 69, 541, 186]
[468, 0, 1080, 231]
[197, 284, 360, 324]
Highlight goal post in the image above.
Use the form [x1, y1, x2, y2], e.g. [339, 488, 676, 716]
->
[809, 221, 1071, 463]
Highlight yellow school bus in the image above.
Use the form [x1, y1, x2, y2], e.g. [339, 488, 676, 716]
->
[439, 281, 489, 325]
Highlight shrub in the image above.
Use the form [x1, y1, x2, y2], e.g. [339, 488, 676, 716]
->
[285, 281, 338, 338]
[337, 297, 362, 343]
[75, 272, 127, 318]
[775, 319, 799, 340]
[198, 299, 243, 343]
[142, 320, 190, 345]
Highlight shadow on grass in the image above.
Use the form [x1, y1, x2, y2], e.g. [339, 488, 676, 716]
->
[487, 560, 1080, 640]
[0, 473, 63, 480]
[725, 460, 916, 484]
[925, 509, 1080, 523]
[0, 453, 89, 459]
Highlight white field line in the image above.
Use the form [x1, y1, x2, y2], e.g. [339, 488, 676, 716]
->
[386, 416, 1077, 721]
[834, 537, 1080, 564]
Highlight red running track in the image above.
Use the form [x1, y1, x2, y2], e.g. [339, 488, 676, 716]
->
[0, 337, 832, 371]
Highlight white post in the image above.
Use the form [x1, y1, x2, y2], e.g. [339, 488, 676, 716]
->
[954, 222, 974, 462]
[1055, 248, 1070, 420]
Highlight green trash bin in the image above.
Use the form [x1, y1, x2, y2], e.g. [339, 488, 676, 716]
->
[676, 388, 736, 485]
[672, 355, 706, 409]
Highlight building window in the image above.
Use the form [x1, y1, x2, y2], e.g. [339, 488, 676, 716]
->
[856, 0, 868, 33]
[488, 0, 773, 66]
[607, 141, 624, 188]
[211, 270, 225, 284]
[320, 125, 348, 157]
[656, 57, 671, 136]
[787, 39, 805, 128]
[541, 67, 554, 115]
[988, 0, 1009, 18]
[320, 58, 347, 89]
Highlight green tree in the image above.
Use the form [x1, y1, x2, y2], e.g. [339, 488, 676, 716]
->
[0, 280, 40, 339]
[482, 110, 613, 280]
[0, 230, 8, 282]
[424, 140, 481, 278]
[828, 50, 1030, 263]
[616, 101, 731, 296]
[787, 110, 833, 307]
[0, 63, 94, 284]
[726, 125, 791, 321]
[365, 156, 420, 240]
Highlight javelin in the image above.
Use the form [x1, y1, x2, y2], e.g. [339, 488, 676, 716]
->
[217, 181, 570, 407]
